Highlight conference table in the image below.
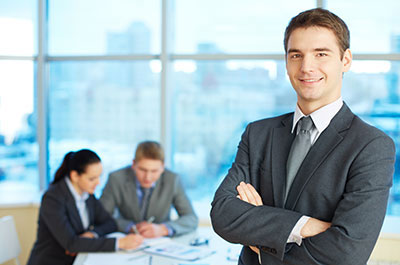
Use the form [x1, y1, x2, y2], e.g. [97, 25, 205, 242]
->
[73, 226, 242, 265]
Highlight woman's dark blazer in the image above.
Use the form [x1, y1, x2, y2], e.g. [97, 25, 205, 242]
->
[27, 179, 117, 265]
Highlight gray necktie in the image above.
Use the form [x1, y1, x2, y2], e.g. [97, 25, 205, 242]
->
[140, 187, 151, 221]
[285, 116, 314, 201]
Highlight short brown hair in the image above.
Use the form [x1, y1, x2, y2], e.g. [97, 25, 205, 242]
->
[284, 8, 350, 58]
[134, 141, 164, 162]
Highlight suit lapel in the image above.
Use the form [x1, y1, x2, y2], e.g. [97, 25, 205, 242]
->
[129, 170, 141, 221]
[271, 114, 295, 208]
[285, 103, 354, 210]
[60, 180, 85, 232]
[86, 197, 94, 229]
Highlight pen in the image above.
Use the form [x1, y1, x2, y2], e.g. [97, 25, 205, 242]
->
[131, 224, 140, 234]
[147, 216, 155, 223]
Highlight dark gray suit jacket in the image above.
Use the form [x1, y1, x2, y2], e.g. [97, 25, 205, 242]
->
[27, 179, 117, 265]
[210, 103, 395, 265]
[100, 166, 198, 235]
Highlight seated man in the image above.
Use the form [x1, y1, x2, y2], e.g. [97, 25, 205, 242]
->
[100, 141, 198, 238]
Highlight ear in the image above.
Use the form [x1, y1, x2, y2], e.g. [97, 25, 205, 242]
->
[70, 170, 79, 183]
[131, 159, 136, 170]
[342, 49, 352, 72]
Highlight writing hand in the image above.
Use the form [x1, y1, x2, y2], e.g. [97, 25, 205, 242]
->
[136, 222, 168, 238]
[118, 234, 143, 250]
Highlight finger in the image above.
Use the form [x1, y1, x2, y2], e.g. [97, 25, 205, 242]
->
[236, 182, 249, 202]
[240, 182, 257, 205]
[247, 183, 263, 206]
[249, 246, 260, 255]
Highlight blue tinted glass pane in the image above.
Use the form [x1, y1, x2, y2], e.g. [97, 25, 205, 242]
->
[48, 0, 160, 55]
[171, 60, 294, 208]
[327, 0, 400, 53]
[48, 61, 161, 195]
[343, 61, 400, 216]
[0, 0, 37, 56]
[172, 60, 400, 219]
[0, 60, 38, 195]
[174, 0, 315, 53]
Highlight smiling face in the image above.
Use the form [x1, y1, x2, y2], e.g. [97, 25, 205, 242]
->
[70, 162, 102, 195]
[286, 26, 352, 114]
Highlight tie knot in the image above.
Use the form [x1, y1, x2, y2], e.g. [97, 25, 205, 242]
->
[299, 116, 313, 132]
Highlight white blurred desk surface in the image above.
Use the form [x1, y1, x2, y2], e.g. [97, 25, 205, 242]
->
[73, 226, 241, 265]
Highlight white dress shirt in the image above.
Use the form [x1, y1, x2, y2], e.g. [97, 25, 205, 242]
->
[287, 97, 343, 245]
[65, 177, 90, 230]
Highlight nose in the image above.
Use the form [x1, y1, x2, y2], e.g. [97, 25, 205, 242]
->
[94, 178, 100, 186]
[144, 171, 151, 179]
[300, 55, 315, 73]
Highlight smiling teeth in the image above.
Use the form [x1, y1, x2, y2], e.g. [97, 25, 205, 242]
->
[302, 78, 320, 82]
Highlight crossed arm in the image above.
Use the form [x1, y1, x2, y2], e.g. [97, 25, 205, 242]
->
[236, 182, 331, 255]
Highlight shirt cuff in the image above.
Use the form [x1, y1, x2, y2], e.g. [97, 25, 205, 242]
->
[163, 223, 175, 236]
[125, 221, 135, 233]
[287, 215, 310, 246]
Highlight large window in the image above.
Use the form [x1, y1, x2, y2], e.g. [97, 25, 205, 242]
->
[0, 0, 38, 196]
[48, 0, 160, 55]
[1, 0, 400, 224]
[48, 61, 160, 193]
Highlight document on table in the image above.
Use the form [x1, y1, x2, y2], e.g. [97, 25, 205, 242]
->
[144, 242, 216, 261]
[106, 232, 172, 250]
[83, 252, 149, 265]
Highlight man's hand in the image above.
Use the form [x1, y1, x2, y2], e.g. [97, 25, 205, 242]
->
[136, 222, 169, 238]
[236, 181, 263, 206]
[236, 181, 262, 255]
[301, 217, 331, 238]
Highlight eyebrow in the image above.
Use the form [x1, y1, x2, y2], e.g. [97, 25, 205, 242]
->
[287, 47, 333, 53]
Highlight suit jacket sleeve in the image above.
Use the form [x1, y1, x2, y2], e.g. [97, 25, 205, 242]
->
[89, 196, 118, 236]
[40, 187, 116, 253]
[211, 123, 303, 259]
[211, 119, 395, 265]
[100, 172, 133, 232]
[164, 176, 199, 236]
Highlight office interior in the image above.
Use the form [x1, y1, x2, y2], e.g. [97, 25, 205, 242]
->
[1, 0, 400, 264]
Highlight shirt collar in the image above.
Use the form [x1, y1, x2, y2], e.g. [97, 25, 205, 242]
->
[135, 178, 156, 190]
[65, 177, 89, 202]
[292, 97, 343, 133]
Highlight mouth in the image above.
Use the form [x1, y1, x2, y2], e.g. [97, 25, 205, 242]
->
[299, 77, 324, 83]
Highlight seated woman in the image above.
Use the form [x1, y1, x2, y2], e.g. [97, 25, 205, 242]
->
[27, 149, 143, 265]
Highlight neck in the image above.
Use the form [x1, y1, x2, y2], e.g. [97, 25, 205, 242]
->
[297, 98, 340, 115]
[71, 182, 83, 196]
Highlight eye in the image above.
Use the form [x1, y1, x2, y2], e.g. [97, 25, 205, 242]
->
[290, 54, 301, 59]
[317, 52, 328, 57]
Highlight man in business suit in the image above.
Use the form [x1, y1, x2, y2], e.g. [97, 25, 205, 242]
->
[100, 141, 198, 238]
[210, 8, 395, 265]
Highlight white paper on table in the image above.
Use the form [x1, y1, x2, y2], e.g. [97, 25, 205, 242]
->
[83, 252, 149, 265]
[105, 232, 172, 250]
[144, 242, 216, 261]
